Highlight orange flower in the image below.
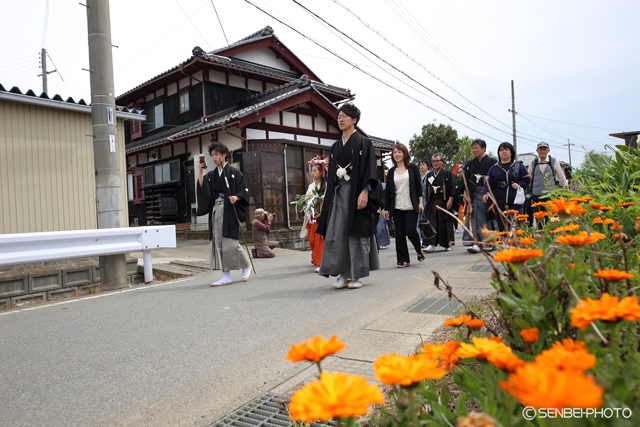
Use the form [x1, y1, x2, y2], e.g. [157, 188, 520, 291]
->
[617, 202, 636, 208]
[598, 206, 614, 211]
[373, 353, 446, 386]
[603, 218, 615, 225]
[535, 339, 596, 372]
[550, 226, 565, 234]
[592, 217, 604, 224]
[571, 263, 576, 269]
[556, 231, 605, 246]
[499, 363, 603, 409]
[519, 235, 536, 246]
[611, 221, 623, 230]
[503, 209, 519, 215]
[593, 269, 634, 281]
[570, 197, 593, 203]
[422, 341, 461, 371]
[494, 248, 543, 264]
[531, 201, 548, 208]
[570, 293, 640, 331]
[547, 198, 585, 216]
[516, 229, 525, 235]
[534, 211, 550, 220]
[589, 203, 603, 209]
[613, 232, 628, 241]
[456, 337, 509, 361]
[564, 223, 581, 232]
[517, 214, 529, 221]
[488, 336, 503, 343]
[286, 335, 347, 363]
[289, 372, 384, 422]
[443, 312, 472, 327]
[466, 319, 485, 329]
[488, 348, 526, 372]
[519, 327, 539, 343]
[457, 413, 497, 427]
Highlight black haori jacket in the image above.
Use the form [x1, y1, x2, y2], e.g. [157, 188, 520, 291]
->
[316, 132, 381, 238]
[196, 164, 249, 241]
[384, 163, 422, 217]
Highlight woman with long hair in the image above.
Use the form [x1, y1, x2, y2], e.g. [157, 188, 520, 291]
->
[381, 144, 424, 268]
[299, 158, 327, 272]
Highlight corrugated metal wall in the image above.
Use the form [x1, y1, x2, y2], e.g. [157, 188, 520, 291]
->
[0, 100, 129, 234]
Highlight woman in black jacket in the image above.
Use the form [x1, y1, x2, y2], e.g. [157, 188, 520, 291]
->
[382, 144, 424, 268]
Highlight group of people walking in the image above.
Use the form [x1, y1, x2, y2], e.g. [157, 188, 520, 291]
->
[196, 103, 563, 289]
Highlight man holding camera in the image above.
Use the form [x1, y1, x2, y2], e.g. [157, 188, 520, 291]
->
[527, 142, 567, 227]
[252, 209, 279, 258]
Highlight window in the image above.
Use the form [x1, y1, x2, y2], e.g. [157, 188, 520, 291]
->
[127, 174, 134, 201]
[179, 89, 189, 114]
[154, 102, 164, 129]
[144, 160, 180, 186]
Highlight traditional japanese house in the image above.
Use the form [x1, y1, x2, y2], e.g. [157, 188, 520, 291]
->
[117, 26, 394, 230]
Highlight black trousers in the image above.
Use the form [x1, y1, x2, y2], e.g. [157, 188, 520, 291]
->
[393, 209, 422, 264]
[528, 194, 547, 229]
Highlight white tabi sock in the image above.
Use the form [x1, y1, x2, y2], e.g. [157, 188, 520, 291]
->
[220, 271, 232, 283]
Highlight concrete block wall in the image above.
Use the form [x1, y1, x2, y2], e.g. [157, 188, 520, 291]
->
[0, 257, 141, 309]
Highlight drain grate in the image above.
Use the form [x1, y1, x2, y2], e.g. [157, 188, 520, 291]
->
[211, 393, 334, 427]
[408, 297, 469, 314]
[468, 264, 505, 273]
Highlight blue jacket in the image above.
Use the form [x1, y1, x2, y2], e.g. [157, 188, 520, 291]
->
[483, 161, 531, 206]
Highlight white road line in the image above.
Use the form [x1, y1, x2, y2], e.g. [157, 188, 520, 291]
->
[0, 277, 198, 316]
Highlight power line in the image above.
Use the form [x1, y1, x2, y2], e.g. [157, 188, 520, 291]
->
[46, 52, 74, 98]
[173, 0, 211, 51]
[518, 111, 621, 131]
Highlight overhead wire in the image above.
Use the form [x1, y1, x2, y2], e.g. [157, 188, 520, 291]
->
[173, 0, 212, 50]
[46, 52, 75, 98]
[518, 111, 621, 131]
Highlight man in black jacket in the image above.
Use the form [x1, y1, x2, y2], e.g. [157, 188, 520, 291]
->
[197, 142, 252, 286]
[424, 153, 455, 252]
[316, 104, 380, 290]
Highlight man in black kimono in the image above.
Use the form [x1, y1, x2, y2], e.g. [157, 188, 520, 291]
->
[197, 142, 252, 286]
[462, 139, 497, 253]
[316, 104, 381, 290]
[423, 153, 455, 252]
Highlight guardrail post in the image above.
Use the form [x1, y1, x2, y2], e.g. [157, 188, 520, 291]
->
[143, 250, 153, 283]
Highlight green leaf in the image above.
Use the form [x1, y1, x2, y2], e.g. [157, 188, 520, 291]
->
[440, 383, 451, 408]
[498, 294, 522, 311]
[539, 293, 557, 315]
[611, 377, 629, 402]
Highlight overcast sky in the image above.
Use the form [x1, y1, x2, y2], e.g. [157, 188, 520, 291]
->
[2, 0, 638, 166]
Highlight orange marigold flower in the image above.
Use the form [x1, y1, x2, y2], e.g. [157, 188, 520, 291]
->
[443, 313, 472, 327]
[570, 293, 640, 331]
[289, 372, 384, 422]
[570, 197, 593, 203]
[589, 203, 603, 209]
[488, 348, 526, 372]
[613, 232, 628, 241]
[550, 226, 565, 234]
[517, 214, 529, 221]
[571, 263, 576, 269]
[519, 236, 537, 246]
[498, 363, 604, 409]
[422, 341, 461, 371]
[497, 231, 507, 236]
[519, 327, 539, 343]
[593, 269, 634, 281]
[456, 337, 509, 361]
[503, 209, 519, 215]
[556, 231, 605, 246]
[592, 217, 604, 224]
[611, 221, 623, 230]
[564, 223, 581, 232]
[373, 353, 446, 386]
[466, 319, 485, 329]
[603, 218, 615, 225]
[457, 413, 497, 427]
[535, 339, 596, 372]
[598, 206, 614, 211]
[617, 202, 636, 208]
[286, 334, 347, 363]
[531, 201, 548, 208]
[488, 336, 503, 343]
[547, 198, 585, 216]
[494, 248, 543, 264]
[534, 211, 550, 219]
[516, 229, 525, 235]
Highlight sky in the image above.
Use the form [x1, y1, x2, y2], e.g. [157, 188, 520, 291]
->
[1, 0, 638, 167]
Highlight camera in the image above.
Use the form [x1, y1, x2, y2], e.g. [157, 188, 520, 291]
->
[497, 181, 508, 189]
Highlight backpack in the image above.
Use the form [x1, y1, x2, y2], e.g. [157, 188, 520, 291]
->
[529, 156, 557, 191]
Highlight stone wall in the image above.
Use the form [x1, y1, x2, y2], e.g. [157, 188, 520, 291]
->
[0, 257, 141, 309]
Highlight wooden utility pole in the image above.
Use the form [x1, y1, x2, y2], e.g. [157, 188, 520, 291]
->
[37, 48, 56, 94]
[509, 80, 517, 153]
[86, 0, 127, 286]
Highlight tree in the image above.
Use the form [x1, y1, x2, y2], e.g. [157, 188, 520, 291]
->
[409, 123, 460, 170]
[450, 136, 474, 169]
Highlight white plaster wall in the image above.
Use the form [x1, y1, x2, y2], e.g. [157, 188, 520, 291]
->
[246, 128, 267, 140]
[155, 88, 164, 98]
[179, 77, 190, 89]
[321, 138, 337, 146]
[209, 70, 226, 84]
[167, 83, 178, 96]
[174, 143, 186, 155]
[299, 115, 313, 129]
[138, 152, 148, 163]
[234, 48, 291, 72]
[269, 132, 295, 140]
[161, 145, 172, 159]
[266, 83, 277, 91]
[265, 113, 280, 125]
[218, 129, 243, 151]
[329, 125, 339, 133]
[192, 70, 203, 83]
[145, 93, 154, 102]
[297, 135, 318, 144]
[229, 75, 245, 89]
[315, 115, 326, 131]
[282, 111, 296, 127]
[187, 138, 200, 156]
[128, 155, 138, 167]
[247, 79, 262, 92]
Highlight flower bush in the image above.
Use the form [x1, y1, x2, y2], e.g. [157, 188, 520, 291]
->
[284, 145, 639, 427]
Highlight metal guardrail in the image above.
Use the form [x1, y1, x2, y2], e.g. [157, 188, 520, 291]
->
[0, 226, 176, 283]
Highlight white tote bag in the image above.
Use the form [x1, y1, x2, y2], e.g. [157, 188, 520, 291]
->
[514, 187, 526, 205]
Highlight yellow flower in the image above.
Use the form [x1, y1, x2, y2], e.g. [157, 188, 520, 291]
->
[289, 372, 384, 422]
[286, 335, 347, 363]
[499, 363, 603, 409]
[373, 353, 446, 386]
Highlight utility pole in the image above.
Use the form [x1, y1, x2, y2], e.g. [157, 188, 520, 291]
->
[509, 80, 517, 154]
[86, 0, 127, 287]
[565, 138, 575, 167]
[37, 48, 56, 94]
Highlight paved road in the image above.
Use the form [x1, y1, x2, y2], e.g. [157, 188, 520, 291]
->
[0, 237, 481, 427]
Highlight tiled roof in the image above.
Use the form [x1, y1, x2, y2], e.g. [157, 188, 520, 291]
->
[369, 135, 396, 150]
[0, 83, 142, 114]
[211, 26, 275, 54]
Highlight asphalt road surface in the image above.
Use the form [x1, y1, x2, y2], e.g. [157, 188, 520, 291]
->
[0, 238, 478, 427]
